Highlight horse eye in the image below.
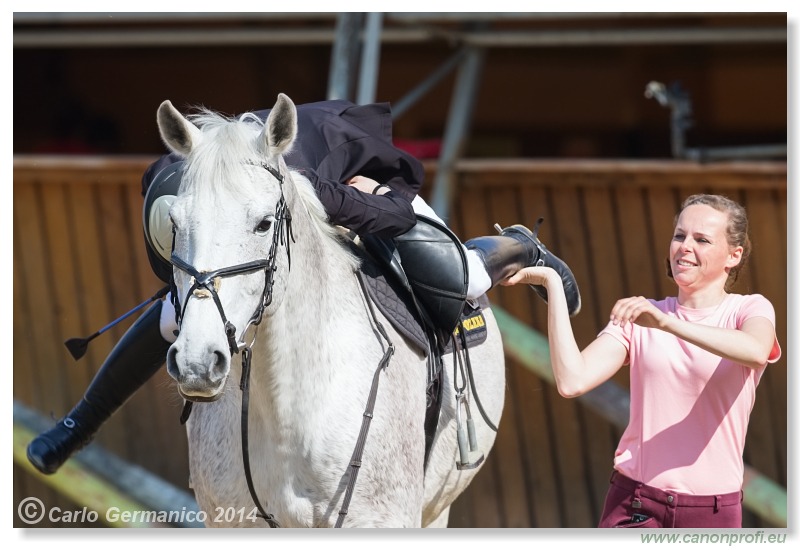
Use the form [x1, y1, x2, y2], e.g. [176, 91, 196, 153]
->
[255, 217, 272, 234]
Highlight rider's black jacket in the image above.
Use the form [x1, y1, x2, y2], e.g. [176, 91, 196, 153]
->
[142, 100, 423, 239]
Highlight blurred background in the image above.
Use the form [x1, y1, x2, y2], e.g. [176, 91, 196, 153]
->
[13, 12, 787, 529]
[13, 12, 787, 160]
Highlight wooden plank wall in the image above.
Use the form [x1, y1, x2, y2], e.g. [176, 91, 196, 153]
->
[12, 156, 189, 527]
[12, 156, 787, 528]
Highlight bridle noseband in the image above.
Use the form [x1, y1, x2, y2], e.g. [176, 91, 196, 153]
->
[170, 256, 271, 356]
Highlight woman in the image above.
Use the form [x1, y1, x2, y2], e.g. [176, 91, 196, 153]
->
[503, 194, 781, 528]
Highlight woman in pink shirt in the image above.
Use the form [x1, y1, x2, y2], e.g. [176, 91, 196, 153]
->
[503, 194, 781, 528]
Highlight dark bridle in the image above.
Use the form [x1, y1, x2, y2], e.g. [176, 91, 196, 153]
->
[168, 161, 292, 528]
[167, 160, 393, 528]
[169, 162, 293, 357]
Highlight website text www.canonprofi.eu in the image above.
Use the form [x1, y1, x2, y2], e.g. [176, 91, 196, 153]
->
[641, 531, 787, 545]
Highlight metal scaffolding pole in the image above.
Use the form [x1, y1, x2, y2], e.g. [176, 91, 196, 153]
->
[645, 81, 787, 161]
[392, 48, 467, 119]
[356, 13, 384, 105]
[430, 45, 485, 219]
[327, 13, 364, 101]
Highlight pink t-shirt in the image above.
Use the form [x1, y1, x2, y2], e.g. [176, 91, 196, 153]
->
[599, 293, 781, 495]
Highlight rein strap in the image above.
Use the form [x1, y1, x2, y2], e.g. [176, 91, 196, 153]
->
[240, 346, 281, 527]
[334, 271, 395, 528]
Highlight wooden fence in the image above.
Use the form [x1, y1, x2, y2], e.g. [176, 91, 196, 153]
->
[13, 156, 787, 528]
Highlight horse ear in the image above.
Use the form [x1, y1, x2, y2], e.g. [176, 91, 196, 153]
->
[264, 93, 297, 155]
[157, 100, 202, 156]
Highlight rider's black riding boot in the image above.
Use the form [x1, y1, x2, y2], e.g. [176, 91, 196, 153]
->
[465, 219, 581, 316]
[27, 300, 171, 474]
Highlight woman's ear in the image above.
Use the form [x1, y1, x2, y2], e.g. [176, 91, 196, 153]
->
[726, 245, 744, 269]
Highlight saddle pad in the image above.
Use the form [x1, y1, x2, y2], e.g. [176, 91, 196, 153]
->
[444, 299, 490, 354]
[357, 251, 489, 356]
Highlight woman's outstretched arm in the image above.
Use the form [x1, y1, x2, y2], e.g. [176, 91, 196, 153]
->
[503, 267, 627, 398]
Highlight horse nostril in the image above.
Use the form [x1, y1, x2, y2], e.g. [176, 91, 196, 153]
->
[212, 350, 229, 379]
[166, 346, 180, 380]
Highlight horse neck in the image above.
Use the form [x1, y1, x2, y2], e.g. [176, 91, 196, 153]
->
[246, 205, 370, 418]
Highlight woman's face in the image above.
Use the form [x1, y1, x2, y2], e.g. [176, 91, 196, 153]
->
[669, 204, 742, 291]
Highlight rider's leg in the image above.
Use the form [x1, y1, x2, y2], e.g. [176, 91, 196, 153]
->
[409, 196, 581, 315]
[464, 250, 492, 300]
[409, 196, 490, 301]
[27, 299, 175, 474]
[27, 158, 183, 475]
[464, 221, 581, 316]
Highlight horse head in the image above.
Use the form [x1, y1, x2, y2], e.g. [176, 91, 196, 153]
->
[158, 94, 299, 401]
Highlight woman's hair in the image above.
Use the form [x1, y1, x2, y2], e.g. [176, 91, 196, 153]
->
[666, 194, 751, 290]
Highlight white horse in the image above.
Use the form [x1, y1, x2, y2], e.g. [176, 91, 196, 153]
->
[158, 93, 506, 527]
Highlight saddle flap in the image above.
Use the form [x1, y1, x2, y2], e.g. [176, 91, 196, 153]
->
[393, 215, 469, 336]
[353, 238, 489, 357]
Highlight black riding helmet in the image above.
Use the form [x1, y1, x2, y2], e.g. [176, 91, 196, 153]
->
[143, 161, 184, 283]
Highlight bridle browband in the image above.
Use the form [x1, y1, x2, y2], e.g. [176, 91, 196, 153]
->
[170, 162, 293, 356]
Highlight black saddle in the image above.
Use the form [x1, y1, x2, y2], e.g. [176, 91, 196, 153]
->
[356, 215, 489, 355]
[356, 245, 489, 357]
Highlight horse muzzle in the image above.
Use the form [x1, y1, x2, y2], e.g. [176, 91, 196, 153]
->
[166, 344, 230, 401]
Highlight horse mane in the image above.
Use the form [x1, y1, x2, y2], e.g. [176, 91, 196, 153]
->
[181, 108, 358, 270]
[288, 167, 352, 247]
[180, 109, 264, 199]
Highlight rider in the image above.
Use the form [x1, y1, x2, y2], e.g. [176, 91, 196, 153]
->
[27, 98, 582, 475]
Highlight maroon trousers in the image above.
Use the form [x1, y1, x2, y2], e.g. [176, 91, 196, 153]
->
[598, 471, 743, 528]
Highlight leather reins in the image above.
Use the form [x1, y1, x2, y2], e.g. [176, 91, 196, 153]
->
[171, 161, 290, 528]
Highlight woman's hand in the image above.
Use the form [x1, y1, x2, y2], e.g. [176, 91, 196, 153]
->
[348, 175, 390, 195]
[612, 296, 777, 370]
[501, 266, 556, 287]
[609, 296, 665, 329]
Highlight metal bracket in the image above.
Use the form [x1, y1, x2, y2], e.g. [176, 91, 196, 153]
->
[645, 80, 786, 161]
